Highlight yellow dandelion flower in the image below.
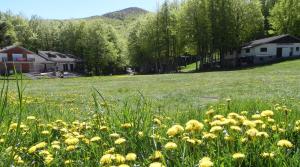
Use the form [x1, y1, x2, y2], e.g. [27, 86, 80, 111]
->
[90, 136, 101, 142]
[109, 133, 120, 138]
[119, 164, 130, 167]
[202, 133, 217, 139]
[150, 151, 163, 160]
[256, 132, 269, 138]
[64, 160, 73, 165]
[246, 128, 259, 137]
[206, 109, 215, 116]
[100, 154, 114, 165]
[230, 126, 242, 132]
[115, 138, 126, 145]
[51, 144, 60, 150]
[126, 153, 137, 161]
[261, 152, 275, 159]
[105, 147, 116, 154]
[28, 146, 37, 154]
[36, 142, 47, 149]
[210, 126, 223, 133]
[149, 162, 165, 167]
[121, 123, 133, 129]
[51, 141, 60, 145]
[27, 116, 36, 120]
[164, 142, 177, 150]
[65, 137, 79, 145]
[185, 120, 204, 132]
[261, 110, 274, 117]
[232, 153, 245, 160]
[44, 155, 54, 165]
[41, 130, 50, 135]
[138, 131, 144, 137]
[167, 125, 184, 137]
[277, 140, 293, 148]
[115, 154, 126, 164]
[251, 114, 261, 119]
[199, 157, 213, 167]
[66, 145, 76, 151]
[153, 118, 162, 125]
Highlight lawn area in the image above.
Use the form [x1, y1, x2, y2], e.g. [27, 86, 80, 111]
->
[14, 59, 300, 113]
[0, 60, 300, 166]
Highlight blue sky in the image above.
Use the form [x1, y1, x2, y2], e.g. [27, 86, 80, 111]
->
[0, 0, 161, 19]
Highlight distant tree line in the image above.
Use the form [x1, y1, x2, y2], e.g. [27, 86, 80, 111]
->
[128, 0, 300, 72]
[0, 13, 127, 75]
[0, 0, 299, 74]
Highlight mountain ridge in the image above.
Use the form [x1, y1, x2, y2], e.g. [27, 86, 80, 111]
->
[83, 7, 149, 20]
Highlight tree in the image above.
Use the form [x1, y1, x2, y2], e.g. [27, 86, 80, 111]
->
[269, 0, 300, 36]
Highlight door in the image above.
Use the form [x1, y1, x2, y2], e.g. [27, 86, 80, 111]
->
[70, 64, 74, 71]
[276, 48, 282, 58]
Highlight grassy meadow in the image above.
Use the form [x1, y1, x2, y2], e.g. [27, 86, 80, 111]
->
[0, 60, 300, 166]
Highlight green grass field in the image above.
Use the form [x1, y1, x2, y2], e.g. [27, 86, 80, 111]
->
[0, 60, 300, 166]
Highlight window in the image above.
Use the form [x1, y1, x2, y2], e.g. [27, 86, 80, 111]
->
[246, 49, 250, 53]
[260, 48, 267, 52]
[0, 53, 8, 62]
[12, 54, 23, 61]
[296, 47, 300, 51]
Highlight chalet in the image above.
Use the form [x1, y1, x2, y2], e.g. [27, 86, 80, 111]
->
[0, 45, 83, 75]
[223, 34, 300, 67]
[240, 34, 300, 65]
[38, 51, 82, 72]
[0, 45, 54, 74]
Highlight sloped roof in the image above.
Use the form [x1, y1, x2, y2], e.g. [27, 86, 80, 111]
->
[243, 34, 300, 49]
[38, 51, 82, 63]
[0, 45, 35, 54]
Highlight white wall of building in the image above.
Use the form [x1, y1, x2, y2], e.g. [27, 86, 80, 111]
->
[241, 43, 300, 57]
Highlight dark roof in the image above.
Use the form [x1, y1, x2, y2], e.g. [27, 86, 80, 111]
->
[0, 45, 34, 54]
[243, 34, 300, 49]
[38, 51, 82, 63]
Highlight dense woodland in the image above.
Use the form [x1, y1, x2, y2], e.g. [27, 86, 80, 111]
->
[0, 0, 299, 74]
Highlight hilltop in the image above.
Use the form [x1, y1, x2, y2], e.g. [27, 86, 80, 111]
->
[82, 7, 149, 21]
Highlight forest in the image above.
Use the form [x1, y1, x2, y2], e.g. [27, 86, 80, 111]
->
[0, 0, 299, 74]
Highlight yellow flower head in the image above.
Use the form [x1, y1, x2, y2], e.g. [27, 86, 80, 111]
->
[232, 153, 245, 160]
[256, 132, 269, 138]
[261, 110, 274, 117]
[150, 151, 163, 160]
[149, 162, 165, 167]
[277, 140, 293, 148]
[167, 125, 184, 137]
[66, 145, 76, 152]
[210, 126, 223, 133]
[164, 142, 177, 150]
[115, 138, 126, 145]
[28, 146, 37, 154]
[90, 136, 101, 142]
[100, 154, 114, 165]
[230, 126, 242, 132]
[36, 142, 47, 149]
[246, 128, 259, 137]
[119, 164, 130, 167]
[199, 157, 213, 167]
[126, 153, 137, 161]
[65, 137, 79, 145]
[185, 120, 204, 132]
[121, 123, 133, 129]
[261, 152, 275, 159]
[115, 154, 126, 164]
[27, 116, 36, 120]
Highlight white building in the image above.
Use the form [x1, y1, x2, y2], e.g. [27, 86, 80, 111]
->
[38, 51, 82, 72]
[240, 34, 300, 64]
